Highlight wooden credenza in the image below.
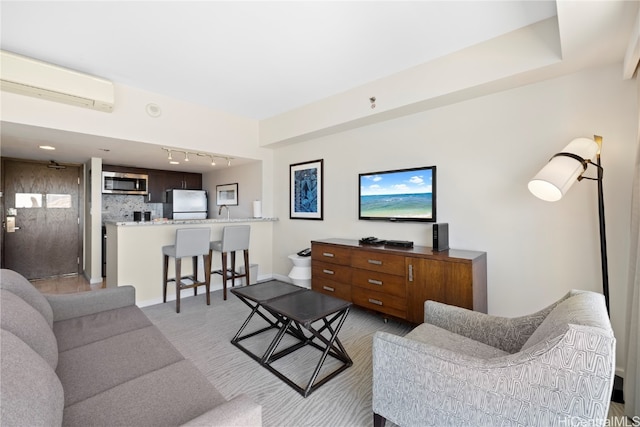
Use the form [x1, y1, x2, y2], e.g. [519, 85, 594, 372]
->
[311, 238, 487, 323]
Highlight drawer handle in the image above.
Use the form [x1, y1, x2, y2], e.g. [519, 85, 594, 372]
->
[368, 279, 383, 286]
[322, 252, 335, 258]
[323, 269, 335, 275]
[368, 298, 383, 306]
[323, 286, 335, 292]
[368, 259, 383, 265]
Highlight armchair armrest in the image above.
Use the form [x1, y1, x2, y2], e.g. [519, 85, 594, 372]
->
[180, 395, 261, 427]
[44, 286, 136, 321]
[424, 299, 559, 353]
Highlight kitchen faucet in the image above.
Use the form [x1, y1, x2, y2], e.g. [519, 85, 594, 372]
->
[218, 204, 230, 220]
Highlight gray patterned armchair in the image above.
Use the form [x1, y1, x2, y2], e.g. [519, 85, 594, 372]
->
[372, 290, 615, 427]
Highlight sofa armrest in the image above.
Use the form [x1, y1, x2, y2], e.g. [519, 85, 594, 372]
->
[424, 300, 557, 353]
[372, 325, 615, 427]
[44, 286, 136, 321]
[180, 395, 261, 427]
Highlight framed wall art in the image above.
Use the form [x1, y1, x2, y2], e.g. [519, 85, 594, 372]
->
[216, 183, 238, 206]
[290, 159, 323, 220]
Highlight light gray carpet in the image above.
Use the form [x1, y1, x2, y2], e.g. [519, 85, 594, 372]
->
[142, 282, 412, 427]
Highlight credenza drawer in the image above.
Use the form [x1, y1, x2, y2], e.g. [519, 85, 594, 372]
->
[351, 269, 406, 298]
[312, 277, 352, 301]
[312, 262, 352, 283]
[351, 252, 405, 275]
[352, 286, 406, 319]
[311, 243, 352, 266]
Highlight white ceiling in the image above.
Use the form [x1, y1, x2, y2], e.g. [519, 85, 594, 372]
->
[0, 1, 637, 172]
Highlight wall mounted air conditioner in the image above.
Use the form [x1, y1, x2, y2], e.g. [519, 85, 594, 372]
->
[0, 50, 114, 112]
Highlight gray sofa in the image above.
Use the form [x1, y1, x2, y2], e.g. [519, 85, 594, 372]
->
[372, 289, 615, 427]
[0, 269, 261, 426]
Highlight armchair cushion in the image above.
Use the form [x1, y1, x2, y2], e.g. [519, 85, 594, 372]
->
[404, 323, 508, 359]
[424, 292, 569, 354]
[521, 291, 610, 351]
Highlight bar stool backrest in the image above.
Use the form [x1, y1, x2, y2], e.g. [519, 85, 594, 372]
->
[175, 228, 211, 258]
[220, 225, 250, 252]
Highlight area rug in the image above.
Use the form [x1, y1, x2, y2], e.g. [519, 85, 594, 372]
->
[142, 282, 411, 427]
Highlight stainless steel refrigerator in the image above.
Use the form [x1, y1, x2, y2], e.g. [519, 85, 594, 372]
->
[163, 189, 208, 219]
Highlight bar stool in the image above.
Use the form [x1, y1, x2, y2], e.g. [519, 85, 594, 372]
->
[210, 225, 250, 300]
[162, 228, 211, 313]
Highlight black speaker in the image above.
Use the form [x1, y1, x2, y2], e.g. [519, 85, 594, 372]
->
[432, 223, 449, 251]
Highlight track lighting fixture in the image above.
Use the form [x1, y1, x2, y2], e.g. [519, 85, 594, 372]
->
[162, 147, 233, 167]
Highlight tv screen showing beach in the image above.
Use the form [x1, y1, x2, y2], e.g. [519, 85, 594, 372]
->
[359, 166, 436, 222]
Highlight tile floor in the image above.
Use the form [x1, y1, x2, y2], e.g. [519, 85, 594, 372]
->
[30, 274, 104, 294]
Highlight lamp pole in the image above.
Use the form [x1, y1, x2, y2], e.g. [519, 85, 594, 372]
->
[594, 136, 610, 313]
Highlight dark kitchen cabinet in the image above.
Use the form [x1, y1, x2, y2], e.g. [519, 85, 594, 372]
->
[164, 171, 202, 192]
[147, 170, 168, 203]
[150, 171, 202, 202]
[103, 165, 202, 203]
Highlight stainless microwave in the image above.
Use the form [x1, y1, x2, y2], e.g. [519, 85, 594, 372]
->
[102, 171, 148, 195]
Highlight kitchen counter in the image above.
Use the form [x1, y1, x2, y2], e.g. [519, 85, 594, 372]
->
[105, 218, 277, 306]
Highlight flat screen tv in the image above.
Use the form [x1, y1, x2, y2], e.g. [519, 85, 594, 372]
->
[359, 166, 436, 222]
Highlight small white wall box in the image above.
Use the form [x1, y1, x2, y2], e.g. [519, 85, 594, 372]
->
[236, 264, 258, 286]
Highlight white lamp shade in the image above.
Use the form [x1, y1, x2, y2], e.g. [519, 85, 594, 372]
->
[528, 137, 599, 202]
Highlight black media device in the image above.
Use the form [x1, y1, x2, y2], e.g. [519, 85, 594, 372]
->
[385, 240, 414, 248]
[432, 223, 449, 251]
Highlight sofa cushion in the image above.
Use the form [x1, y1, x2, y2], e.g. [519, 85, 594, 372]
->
[0, 329, 64, 427]
[54, 305, 153, 352]
[406, 323, 509, 359]
[57, 325, 185, 406]
[0, 269, 53, 327]
[0, 290, 58, 369]
[521, 291, 611, 351]
[62, 359, 227, 427]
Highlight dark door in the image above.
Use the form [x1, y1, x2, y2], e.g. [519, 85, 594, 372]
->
[2, 159, 81, 279]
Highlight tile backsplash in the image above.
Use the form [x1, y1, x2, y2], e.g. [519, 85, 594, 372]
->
[102, 195, 163, 222]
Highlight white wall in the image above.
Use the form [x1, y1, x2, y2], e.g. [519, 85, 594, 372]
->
[202, 161, 264, 219]
[271, 62, 637, 373]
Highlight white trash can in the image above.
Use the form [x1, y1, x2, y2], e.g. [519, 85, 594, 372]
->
[236, 264, 258, 285]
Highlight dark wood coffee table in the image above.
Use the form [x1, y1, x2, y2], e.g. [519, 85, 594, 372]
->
[230, 280, 306, 362]
[231, 282, 352, 397]
[259, 289, 352, 397]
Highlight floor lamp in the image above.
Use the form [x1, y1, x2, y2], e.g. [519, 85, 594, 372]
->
[527, 135, 610, 313]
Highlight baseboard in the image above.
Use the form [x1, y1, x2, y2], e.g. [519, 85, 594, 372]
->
[137, 273, 275, 308]
[272, 273, 292, 283]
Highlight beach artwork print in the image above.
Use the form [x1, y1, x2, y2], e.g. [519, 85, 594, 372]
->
[360, 169, 433, 219]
